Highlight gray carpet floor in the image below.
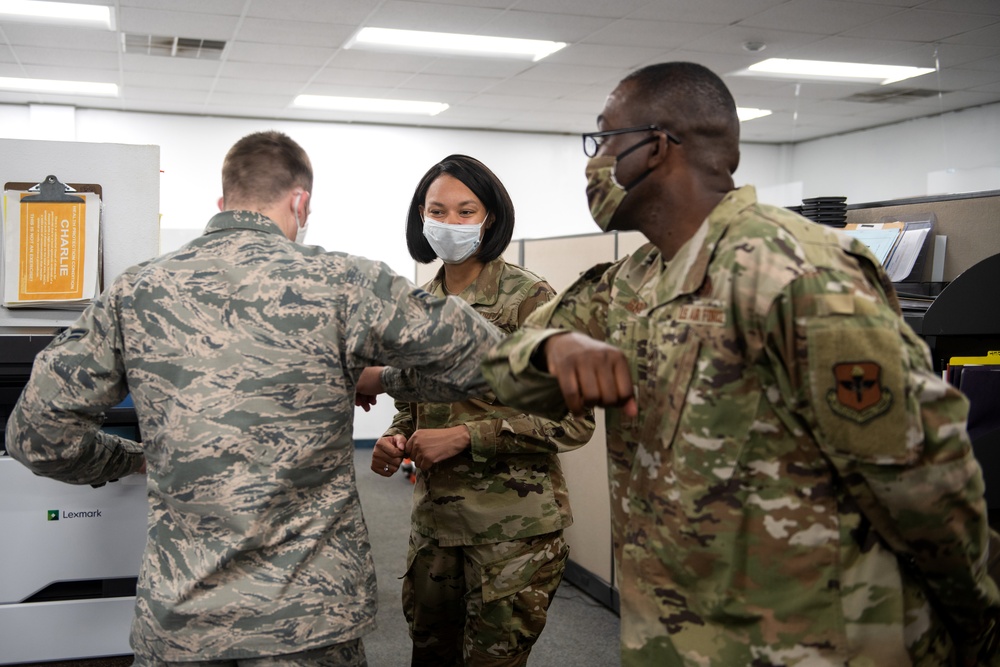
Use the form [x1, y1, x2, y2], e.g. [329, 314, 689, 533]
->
[8, 447, 621, 667]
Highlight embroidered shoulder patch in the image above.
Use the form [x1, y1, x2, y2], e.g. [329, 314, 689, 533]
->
[826, 361, 893, 423]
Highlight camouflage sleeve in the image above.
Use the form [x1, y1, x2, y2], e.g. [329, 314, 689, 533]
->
[383, 399, 415, 440]
[349, 266, 500, 403]
[483, 263, 616, 421]
[5, 285, 145, 485]
[466, 409, 594, 461]
[469, 278, 595, 460]
[763, 268, 1000, 657]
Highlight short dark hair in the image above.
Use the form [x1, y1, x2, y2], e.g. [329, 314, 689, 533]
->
[622, 62, 740, 175]
[405, 155, 515, 264]
[222, 131, 313, 209]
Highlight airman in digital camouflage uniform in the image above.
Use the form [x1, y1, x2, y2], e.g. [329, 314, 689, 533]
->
[5, 131, 501, 667]
[365, 155, 594, 666]
[482, 62, 1000, 666]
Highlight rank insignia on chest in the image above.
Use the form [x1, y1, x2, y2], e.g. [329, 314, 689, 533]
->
[826, 361, 893, 423]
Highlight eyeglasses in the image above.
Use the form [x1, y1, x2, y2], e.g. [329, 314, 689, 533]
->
[581, 124, 682, 157]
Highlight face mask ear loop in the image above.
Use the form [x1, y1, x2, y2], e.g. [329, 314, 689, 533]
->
[293, 192, 302, 230]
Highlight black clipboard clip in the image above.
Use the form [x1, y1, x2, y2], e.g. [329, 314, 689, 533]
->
[20, 175, 85, 203]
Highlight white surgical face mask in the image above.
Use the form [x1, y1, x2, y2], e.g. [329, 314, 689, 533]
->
[422, 217, 484, 264]
[293, 192, 309, 244]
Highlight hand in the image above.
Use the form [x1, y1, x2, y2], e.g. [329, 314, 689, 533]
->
[355, 393, 377, 412]
[405, 426, 471, 471]
[371, 434, 406, 477]
[543, 332, 637, 418]
[356, 367, 386, 408]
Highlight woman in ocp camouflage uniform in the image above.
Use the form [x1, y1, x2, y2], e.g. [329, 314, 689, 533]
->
[368, 154, 595, 667]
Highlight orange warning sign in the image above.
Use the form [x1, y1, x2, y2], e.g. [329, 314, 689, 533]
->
[17, 197, 88, 300]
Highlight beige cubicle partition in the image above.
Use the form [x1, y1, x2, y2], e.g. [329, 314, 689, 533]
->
[845, 190, 1000, 282]
[521, 233, 618, 605]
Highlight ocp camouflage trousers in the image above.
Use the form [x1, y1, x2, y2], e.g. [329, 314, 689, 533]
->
[402, 530, 569, 667]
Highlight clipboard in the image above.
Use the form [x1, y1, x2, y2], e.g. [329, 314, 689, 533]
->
[2, 175, 104, 308]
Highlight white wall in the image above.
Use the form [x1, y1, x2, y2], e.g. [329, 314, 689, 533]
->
[790, 101, 1000, 203]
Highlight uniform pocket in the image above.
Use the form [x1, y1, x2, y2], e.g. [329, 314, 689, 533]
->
[475, 534, 569, 656]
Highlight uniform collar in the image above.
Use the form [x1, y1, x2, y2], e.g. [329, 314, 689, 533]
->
[431, 256, 506, 307]
[660, 185, 757, 297]
[621, 186, 758, 307]
[204, 210, 286, 237]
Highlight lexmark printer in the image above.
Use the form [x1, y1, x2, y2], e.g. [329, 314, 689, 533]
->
[0, 335, 148, 664]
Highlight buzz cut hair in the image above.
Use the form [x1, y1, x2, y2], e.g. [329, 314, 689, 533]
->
[221, 131, 313, 209]
[622, 62, 740, 175]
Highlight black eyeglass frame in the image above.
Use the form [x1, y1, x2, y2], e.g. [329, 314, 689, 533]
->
[581, 124, 682, 157]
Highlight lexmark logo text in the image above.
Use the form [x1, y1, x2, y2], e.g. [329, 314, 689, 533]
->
[48, 509, 103, 519]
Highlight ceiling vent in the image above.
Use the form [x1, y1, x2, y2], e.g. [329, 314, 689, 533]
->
[123, 34, 226, 60]
[844, 87, 942, 103]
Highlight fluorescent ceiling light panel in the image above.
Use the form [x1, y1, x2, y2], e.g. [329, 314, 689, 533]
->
[293, 94, 449, 116]
[738, 58, 934, 85]
[0, 0, 113, 29]
[347, 27, 566, 62]
[0, 76, 118, 96]
[737, 107, 771, 122]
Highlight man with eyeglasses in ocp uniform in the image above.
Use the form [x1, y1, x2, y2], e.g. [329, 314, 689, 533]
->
[483, 61, 1000, 666]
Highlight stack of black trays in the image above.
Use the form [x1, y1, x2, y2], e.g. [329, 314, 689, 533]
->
[799, 196, 847, 227]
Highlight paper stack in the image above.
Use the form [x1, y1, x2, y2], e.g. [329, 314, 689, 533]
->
[840, 213, 936, 283]
[2, 187, 101, 309]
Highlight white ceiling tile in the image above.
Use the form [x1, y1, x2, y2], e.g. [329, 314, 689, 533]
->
[208, 91, 294, 108]
[483, 78, 590, 99]
[397, 72, 498, 93]
[918, 0, 1000, 16]
[631, 0, 789, 24]
[310, 68, 415, 87]
[509, 0, 646, 19]
[245, 0, 383, 23]
[124, 85, 211, 104]
[235, 18, 356, 48]
[118, 7, 241, 40]
[210, 78, 306, 95]
[419, 57, 534, 78]
[119, 0, 247, 15]
[681, 25, 827, 59]
[842, 9, 995, 41]
[479, 10, 613, 41]
[22, 64, 117, 81]
[942, 21, 1000, 47]
[0, 0, 996, 143]
[11, 45, 118, 69]
[962, 53, 1000, 72]
[122, 53, 222, 75]
[224, 42, 335, 66]
[327, 49, 440, 73]
[545, 43, 669, 69]
[217, 61, 322, 81]
[122, 71, 214, 90]
[582, 19, 718, 49]
[365, 1, 505, 33]
[516, 62, 622, 85]
[739, 0, 900, 34]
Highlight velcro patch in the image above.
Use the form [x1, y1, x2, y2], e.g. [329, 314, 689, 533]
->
[808, 322, 910, 461]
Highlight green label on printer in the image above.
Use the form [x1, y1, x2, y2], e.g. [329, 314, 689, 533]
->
[47, 509, 59, 521]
